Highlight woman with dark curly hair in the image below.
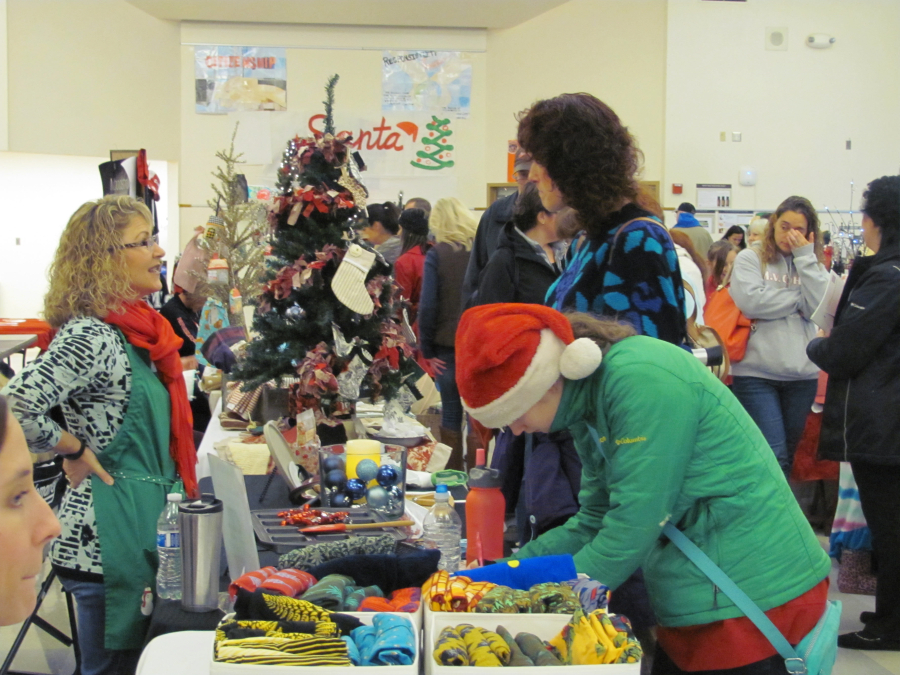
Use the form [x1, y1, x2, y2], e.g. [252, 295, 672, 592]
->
[518, 93, 686, 344]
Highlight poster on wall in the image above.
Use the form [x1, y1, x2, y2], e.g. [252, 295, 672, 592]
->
[195, 46, 287, 114]
[381, 51, 472, 119]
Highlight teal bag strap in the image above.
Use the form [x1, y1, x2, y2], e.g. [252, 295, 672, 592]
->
[584, 423, 808, 675]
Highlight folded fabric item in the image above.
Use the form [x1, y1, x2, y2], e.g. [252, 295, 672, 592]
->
[215, 635, 351, 666]
[233, 588, 363, 636]
[229, 567, 278, 598]
[261, 568, 317, 598]
[301, 574, 357, 611]
[456, 555, 577, 590]
[352, 613, 416, 666]
[458, 624, 510, 666]
[344, 585, 384, 611]
[217, 619, 339, 641]
[278, 534, 397, 571]
[422, 571, 496, 612]
[515, 632, 563, 667]
[358, 587, 420, 613]
[306, 550, 441, 595]
[529, 582, 581, 614]
[473, 586, 533, 614]
[548, 609, 642, 665]
[342, 635, 361, 665]
[496, 625, 534, 666]
[564, 578, 610, 613]
[434, 626, 469, 666]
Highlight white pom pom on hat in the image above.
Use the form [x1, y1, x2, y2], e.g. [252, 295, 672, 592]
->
[559, 337, 604, 380]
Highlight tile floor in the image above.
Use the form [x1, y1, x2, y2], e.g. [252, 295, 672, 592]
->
[3, 544, 900, 674]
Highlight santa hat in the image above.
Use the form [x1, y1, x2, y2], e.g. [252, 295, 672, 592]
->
[456, 304, 603, 429]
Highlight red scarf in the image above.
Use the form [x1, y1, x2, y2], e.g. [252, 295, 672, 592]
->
[105, 300, 199, 498]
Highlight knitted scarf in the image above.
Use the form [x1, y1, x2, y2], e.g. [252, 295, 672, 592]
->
[105, 300, 198, 497]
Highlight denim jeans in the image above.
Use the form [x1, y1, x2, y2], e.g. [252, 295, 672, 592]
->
[433, 347, 462, 430]
[731, 376, 818, 475]
[58, 577, 141, 675]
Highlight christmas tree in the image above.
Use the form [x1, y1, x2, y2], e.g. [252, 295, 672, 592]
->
[197, 123, 268, 329]
[411, 115, 455, 171]
[234, 75, 421, 426]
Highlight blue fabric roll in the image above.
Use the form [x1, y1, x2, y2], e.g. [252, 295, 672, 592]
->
[453, 554, 577, 590]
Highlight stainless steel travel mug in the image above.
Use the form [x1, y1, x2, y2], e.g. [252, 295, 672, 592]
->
[178, 496, 223, 612]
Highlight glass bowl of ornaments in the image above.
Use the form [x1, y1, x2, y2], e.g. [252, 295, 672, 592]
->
[318, 440, 407, 518]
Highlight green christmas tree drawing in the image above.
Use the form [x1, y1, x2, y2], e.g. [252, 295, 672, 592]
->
[234, 75, 421, 426]
[411, 116, 454, 170]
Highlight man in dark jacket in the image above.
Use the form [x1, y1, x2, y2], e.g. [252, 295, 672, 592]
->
[461, 150, 532, 306]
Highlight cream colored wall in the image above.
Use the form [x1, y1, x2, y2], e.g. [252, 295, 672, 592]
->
[664, 0, 900, 213]
[6, 0, 180, 161]
[0, 0, 7, 151]
[484, 0, 668, 187]
[178, 23, 487, 245]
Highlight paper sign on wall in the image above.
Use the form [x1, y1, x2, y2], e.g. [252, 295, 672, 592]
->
[382, 51, 472, 119]
[195, 46, 287, 114]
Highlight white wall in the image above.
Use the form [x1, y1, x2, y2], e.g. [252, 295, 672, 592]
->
[484, 0, 668, 186]
[664, 0, 900, 213]
[7, 0, 180, 161]
[0, 152, 174, 318]
[178, 23, 488, 244]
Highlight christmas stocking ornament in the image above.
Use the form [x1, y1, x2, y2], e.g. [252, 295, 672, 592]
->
[332, 244, 376, 314]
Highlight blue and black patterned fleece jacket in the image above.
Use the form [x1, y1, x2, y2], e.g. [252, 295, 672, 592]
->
[546, 204, 687, 346]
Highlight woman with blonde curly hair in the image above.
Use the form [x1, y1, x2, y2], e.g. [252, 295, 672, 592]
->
[2, 195, 197, 675]
[418, 197, 478, 469]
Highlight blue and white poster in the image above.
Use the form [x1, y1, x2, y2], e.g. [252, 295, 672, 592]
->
[195, 46, 287, 114]
[381, 51, 472, 119]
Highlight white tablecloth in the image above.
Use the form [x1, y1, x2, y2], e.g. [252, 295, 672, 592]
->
[196, 398, 242, 480]
[137, 631, 215, 675]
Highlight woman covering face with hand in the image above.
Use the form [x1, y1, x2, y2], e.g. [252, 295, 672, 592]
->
[727, 196, 828, 477]
[0, 394, 61, 626]
[455, 303, 830, 674]
[2, 196, 197, 675]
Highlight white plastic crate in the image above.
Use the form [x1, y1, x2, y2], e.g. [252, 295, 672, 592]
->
[425, 612, 640, 675]
[210, 612, 419, 675]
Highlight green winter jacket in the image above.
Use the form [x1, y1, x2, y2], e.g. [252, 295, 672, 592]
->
[512, 336, 830, 628]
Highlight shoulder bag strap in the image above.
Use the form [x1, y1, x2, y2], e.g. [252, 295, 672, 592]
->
[584, 424, 807, 675]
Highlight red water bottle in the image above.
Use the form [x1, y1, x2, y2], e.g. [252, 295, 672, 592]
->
[465, 448, 506, 564]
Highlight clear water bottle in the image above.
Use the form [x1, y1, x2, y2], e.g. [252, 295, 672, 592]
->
[423, 483, 462, 572]
[156, 492, 183, 600]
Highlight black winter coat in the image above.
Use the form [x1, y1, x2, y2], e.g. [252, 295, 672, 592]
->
[807, 248, 900, 464]
[460, 192, 517, 307]
[472, 221, 560, 307]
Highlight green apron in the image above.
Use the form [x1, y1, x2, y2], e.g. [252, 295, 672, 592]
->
[91, 331, 177, 650]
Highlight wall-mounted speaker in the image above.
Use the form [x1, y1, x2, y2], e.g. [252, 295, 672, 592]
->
[765, 27, 789, 51]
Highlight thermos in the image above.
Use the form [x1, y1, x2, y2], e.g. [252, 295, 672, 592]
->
[465, 448, 506, 564]
[178, 495, 224, 612]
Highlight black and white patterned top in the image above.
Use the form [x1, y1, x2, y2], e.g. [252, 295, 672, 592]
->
[2, 317, 132, 578]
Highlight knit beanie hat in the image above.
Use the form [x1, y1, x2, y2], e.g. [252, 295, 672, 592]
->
[456, 304, 603, 429]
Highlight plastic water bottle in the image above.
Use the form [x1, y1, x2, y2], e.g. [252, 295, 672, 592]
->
[423, 483, 462, 571]
[156, 493, 183, 600]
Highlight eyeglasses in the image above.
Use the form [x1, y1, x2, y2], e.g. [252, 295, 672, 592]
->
[109, 234, 159, 253]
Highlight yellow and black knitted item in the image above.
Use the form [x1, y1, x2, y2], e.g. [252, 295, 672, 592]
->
[433, 626, 469, 666]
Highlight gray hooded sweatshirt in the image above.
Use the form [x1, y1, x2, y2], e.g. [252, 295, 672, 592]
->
[730, 243, 828, 380]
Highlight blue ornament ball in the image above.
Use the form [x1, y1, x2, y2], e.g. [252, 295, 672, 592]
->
[376, 464, 400, 488]
[331, 492, 350, 507]
[366, 485, 389, 510]
[322, 455, 345, 473]
[345, 478, 367, 501]
[278, 342, 289, 353]
[355, 459, 379, 483]
[388, 485, 403, 500]
[325, 469, 346, 490]
[285, 304, 305, 320]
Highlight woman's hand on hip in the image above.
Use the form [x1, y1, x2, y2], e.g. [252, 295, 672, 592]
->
[65, 448, 114, 489]
[425, 357, 447, 376]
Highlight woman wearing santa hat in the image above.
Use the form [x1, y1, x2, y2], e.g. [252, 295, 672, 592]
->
[456, 303, 829, 674]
